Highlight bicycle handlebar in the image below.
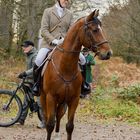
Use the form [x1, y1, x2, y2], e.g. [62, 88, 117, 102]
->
[17, 76, 32, 88]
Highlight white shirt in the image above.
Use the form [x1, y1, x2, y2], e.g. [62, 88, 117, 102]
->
[55, 3, 64, 18]
[79, 53, 86, 65]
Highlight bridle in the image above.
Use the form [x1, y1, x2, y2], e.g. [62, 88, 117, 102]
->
[84, 17, 108, 55]
[51, 16, 109, 84]
[56, 16, 108, 55]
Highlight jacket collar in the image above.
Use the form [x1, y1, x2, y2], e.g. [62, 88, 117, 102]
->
[26, 47, 36, 56]
[52, 5, 68, 20]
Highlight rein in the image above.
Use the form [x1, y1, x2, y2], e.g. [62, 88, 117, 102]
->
[56, 45, 81, 53]
[56, 17, 108, 56]
[44, 16, 109, 89]
[84, 17, 108, 53]
[92, 40, 108, 58]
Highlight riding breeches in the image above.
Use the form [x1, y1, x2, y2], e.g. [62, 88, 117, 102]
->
[35, 48, 86, 67]
[35, 48, 50, 66]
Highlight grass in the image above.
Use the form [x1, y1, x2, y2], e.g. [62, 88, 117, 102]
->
[0, 55, 140, 125]
[0, 55, 25, 89]
[78, 86, 140, 125]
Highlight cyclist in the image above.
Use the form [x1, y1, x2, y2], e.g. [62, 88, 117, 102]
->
[17, 40, 45, 128]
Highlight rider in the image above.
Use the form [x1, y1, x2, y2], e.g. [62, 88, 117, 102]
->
[33, 0, 73, 94]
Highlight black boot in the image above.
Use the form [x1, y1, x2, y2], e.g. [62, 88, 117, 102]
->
[81, 64, 86, 80]
[32, 64, 41, 96]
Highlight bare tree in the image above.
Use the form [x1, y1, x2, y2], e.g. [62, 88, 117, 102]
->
[17, 0, 55, 47]
[0, 0, 15, 53]
[102, 0, 140, 64]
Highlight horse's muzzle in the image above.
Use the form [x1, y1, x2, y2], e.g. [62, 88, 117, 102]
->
[99, 50, 112, 60]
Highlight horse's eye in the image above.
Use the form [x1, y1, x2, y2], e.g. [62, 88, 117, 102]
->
[93, 28, 99, 33]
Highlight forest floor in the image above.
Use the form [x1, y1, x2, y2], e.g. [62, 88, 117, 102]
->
[0, 57, 140, 140]
[0, 113, 140, 140]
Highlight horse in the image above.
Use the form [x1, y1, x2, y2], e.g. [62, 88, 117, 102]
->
[40, 9, 112, 140]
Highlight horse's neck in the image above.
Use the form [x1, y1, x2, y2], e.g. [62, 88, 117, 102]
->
[54, 22, 83, 74]
[60, 30, 81, 69]
[59, 44, 81, 74]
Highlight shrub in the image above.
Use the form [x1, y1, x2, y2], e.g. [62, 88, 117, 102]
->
[116, 84, 140, 103]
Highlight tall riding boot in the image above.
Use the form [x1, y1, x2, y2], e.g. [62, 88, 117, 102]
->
[32, 64, 41, 96]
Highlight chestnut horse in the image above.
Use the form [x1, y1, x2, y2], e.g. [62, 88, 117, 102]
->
[40, 10, 112, 140]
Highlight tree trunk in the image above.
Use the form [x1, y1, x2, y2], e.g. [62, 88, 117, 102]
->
[0, 0, 14, 53]
[17, 0, 55, 47]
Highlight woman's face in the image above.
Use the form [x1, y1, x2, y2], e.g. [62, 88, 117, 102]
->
[60, 0, 69, 8]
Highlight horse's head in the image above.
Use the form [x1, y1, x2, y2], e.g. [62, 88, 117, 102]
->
[80, 10, 112, 60]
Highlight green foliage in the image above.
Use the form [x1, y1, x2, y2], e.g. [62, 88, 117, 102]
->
[115, 84, 140, 102]
[102, 0, 140, 65]
[78, 85, 140, 124]
[93, 97, 140, 123]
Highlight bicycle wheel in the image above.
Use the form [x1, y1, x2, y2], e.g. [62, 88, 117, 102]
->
[0, 90, 22, 127]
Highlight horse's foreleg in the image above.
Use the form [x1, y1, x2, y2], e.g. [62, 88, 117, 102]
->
[66, 97, 79, 140]
[55, 103, 67, 132]
[46, 93, 56, 140]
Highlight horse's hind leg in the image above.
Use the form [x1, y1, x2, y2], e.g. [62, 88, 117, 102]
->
[55, 103, 67, 132]
[66, 97, 79, 140]
[46, 93, 56, 140]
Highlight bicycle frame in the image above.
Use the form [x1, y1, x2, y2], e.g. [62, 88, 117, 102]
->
[4, 77, 35, 111]
[0, 76, 42, 127]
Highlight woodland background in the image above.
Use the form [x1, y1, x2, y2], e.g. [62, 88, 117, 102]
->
[0, 0, 140, 65]
[0, 0, 140, 124]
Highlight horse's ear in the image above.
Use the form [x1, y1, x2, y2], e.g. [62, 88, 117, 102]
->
[94, 9, 99, 17]
[87, 9, 99, 21]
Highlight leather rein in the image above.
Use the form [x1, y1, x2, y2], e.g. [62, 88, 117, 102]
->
[56, 17, 108, 56]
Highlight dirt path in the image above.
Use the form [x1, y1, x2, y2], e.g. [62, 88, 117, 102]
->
[0, 115, 140, 140]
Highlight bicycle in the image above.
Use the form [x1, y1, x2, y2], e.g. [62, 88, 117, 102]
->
[0, 77, 42, 127]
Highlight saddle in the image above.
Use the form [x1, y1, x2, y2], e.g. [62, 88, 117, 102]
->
[38, 48, 54, 77]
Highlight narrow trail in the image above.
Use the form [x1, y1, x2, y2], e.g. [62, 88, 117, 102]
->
[0, 115, 140, 140]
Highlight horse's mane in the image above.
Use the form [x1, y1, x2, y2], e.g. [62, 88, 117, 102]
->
[75, 16, 85, 22]
[75, 16, 102, 26]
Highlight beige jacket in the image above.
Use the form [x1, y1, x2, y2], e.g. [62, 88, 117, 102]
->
[40, 5, 73, 49]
